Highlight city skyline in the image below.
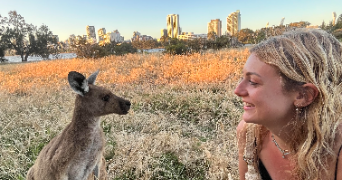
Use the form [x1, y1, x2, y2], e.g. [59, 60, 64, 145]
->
[0, 0, 341, 42]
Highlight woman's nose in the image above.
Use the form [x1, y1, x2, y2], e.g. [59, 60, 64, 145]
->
[234, 81, 247, 97]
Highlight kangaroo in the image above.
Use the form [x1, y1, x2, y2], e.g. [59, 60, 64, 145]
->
[26, 70, 131, 180]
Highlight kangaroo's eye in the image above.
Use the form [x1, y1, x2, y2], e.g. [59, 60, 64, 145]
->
[102, 95, 110, 102]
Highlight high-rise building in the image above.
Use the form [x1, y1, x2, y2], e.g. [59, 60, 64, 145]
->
[131, 31, 141, 41]
[167, 14, 181, 38]
[112, 29, 124, 43]
[86, 26, 96, 40]
[103, 30, 124, 44]
[208, 19, 222, 37]
[333, 12, 337, 26]
[280, 17, 285, 26]
[161, 29, 167, 37]
[226, 10, 241, 36]
[98, 28, 106, 42]
[131, 31, 153, 42]
[178, 32, 207, 40]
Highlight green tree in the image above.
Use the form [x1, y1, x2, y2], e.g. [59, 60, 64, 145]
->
[71, 36, 103, 58]
[143, 39, 157, 49]
[131, 40, 144, 53]
[333, 14, 342, 30]
[102, 41, 117, 55]
[0, 11, 36, 61]
[288, 21, 311, 28]
[164, 38, 188, 55]
[57, 41, 68, 53]
[113, 42, 137, 55]
[252, 29, 266, 44]
[207, 31, 217, 41]
[0, 11, 57, 61]
[187, 38, 205, 53]
[206, 35, 235, 50]
[159, 35, 170, 47]
[324, 21, 334, 32]
[33, 24, 58, 59]
[331, 14, 342, 41]
[207, 39, 218, 50]
[0, 29, 8, 62]
[216, 35, 232, 48]
[0, 47, 7, 62]
[332, 29, 342, 41]
[237, 28, 254, 44]
[321, 21, 326, 30]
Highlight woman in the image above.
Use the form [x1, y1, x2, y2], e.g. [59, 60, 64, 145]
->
[235, 28, 342, 180]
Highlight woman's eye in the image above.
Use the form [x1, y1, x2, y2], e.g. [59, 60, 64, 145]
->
[102, 95, 110, 102]
[249, 80, 257, 85]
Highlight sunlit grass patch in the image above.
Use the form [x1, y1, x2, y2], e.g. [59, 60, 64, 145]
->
[0, 48, 248, 94]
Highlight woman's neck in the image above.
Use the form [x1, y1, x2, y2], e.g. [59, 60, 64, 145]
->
[267, 122, 296, 151]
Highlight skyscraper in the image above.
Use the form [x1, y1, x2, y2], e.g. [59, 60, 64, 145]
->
[98, 28, 106, 42]
[208, 19, 222, 37]
[227, 10, 241, 36]
[86, 26, 96, 40]
[167, 14, 181, 38]
[161, 29, 167, 37]
[280, 17, 285, 26]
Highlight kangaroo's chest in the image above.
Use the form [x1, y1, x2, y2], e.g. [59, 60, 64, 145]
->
[67, 127, 105, 179]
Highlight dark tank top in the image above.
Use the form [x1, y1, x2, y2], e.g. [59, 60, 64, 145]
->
[258, 145, 342, 180]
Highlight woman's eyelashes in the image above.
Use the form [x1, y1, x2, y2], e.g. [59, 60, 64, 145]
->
[239, 76, 258, 86]
[249, 80, 258, 85]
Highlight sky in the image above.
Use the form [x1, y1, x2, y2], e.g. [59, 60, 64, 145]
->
[0, 0, 341, 42]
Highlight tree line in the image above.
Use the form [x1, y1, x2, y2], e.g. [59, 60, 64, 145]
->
[1, 11, 341, 62]
[65, 37, 138, 58]
[233, 13, 342, 45]
[157, 35, 243, 55]
[156, 13, 342, 55]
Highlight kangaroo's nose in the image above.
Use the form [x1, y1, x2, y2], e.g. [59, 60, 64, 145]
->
[126, 101, 131, 107]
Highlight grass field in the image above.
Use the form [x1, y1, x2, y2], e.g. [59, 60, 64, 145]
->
[0, 48, 248, 180]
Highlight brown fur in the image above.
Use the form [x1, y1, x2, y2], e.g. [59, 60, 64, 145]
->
[26, 71, 130, 180]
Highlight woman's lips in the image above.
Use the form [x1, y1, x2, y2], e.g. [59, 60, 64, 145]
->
[243, 102, 255, 110]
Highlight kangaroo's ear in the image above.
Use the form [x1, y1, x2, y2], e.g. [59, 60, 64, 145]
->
[68, 71, 89, 96]
[87, 70, 99, 85]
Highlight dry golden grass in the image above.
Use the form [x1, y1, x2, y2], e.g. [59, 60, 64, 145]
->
[0, 48, 248, 180]
[0, 48, 248, 94]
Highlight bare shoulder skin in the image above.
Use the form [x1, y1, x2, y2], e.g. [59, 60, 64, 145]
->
[26, 71, 131, 180]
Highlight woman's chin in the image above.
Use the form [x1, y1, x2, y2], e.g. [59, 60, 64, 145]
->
[243, 119, 259, 124]
[242, 114, 261, 124]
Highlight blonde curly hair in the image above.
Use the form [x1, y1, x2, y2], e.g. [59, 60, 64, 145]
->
[248, 29, 342, 179]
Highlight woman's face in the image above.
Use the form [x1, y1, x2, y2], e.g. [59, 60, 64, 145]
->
[234, 53, 298, 127]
